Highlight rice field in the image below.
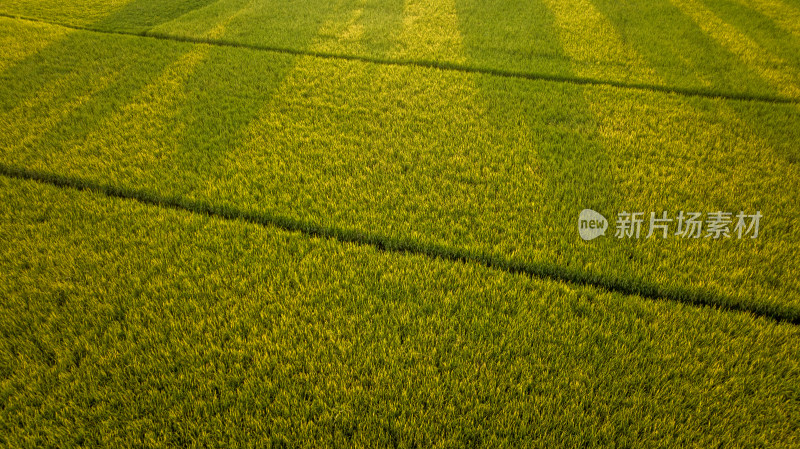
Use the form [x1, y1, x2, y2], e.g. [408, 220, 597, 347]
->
[1, 0, 799, 447]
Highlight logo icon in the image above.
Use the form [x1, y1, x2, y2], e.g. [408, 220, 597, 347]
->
[579, 209, 608, 241]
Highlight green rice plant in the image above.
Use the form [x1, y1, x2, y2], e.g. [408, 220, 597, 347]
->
[1, 176, 798, 447]
[1, 1, 799, 445]
[1, 18, 798, 322]
[2, 0, 798, 100]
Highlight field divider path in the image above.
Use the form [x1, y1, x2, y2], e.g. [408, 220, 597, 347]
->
[1, 12, 797, 105]
[1, 162, 796, 327]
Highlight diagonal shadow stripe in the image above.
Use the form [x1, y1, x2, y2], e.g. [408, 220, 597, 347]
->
[1, 12, 798, 105]
[1, 163, 797, 326]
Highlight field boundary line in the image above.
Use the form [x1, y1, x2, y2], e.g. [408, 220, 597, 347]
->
[1, 164, 797, 326]
[1, 13, 798, 105]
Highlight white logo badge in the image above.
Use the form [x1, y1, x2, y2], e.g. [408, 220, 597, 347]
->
[579, 209, 608, 241]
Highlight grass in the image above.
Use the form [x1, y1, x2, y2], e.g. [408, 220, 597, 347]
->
[1, 0, 799, 446]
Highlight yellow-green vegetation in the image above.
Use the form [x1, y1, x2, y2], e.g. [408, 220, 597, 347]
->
[1, 0, 799, 446]
[2, 0, 800, 100]
[2, 17, 799, 321]
[2, 177, 799, 447]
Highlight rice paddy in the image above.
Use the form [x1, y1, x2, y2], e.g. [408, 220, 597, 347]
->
[1, 0, 799, 446]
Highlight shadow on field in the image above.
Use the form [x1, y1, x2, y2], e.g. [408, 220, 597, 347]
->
[136, 0, 408, 196]
[92, 0, 222, 33]
[702, 0, 800, 67]
[586, 0, 800, 192]
[0, 26, 194, 162]
[673, 0, 800, 165]
[0, 0, 229, 163]
[589, 0, 788, 103]
[0, 0, 360, 196]
[593, 0, 800, 163]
